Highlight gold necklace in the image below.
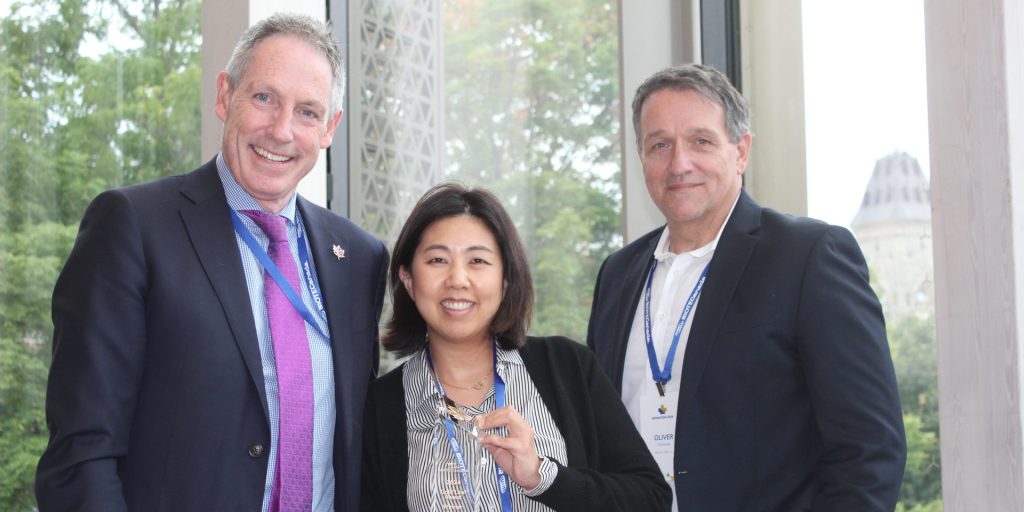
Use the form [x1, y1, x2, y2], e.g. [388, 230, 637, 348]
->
[439, 370, 492, 391]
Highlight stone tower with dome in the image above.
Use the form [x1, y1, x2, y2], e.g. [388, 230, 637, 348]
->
[850, 151, 934, 321]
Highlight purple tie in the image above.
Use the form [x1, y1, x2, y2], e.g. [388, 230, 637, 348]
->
[242, 210, 314, 512]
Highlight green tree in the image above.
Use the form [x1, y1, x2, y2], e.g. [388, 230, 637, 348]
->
[0, 1, 200, 508]
[442, 0, 621, 342]
[888, 314, 942, 509]
[898, 412, 942, 511]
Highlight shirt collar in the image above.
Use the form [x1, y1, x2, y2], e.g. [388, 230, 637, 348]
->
[216, 153, 299, 224]
[653, 190, 742, 262]
[407, 343, 524, 414]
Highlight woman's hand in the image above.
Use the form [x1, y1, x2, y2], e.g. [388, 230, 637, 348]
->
[476, 405, 543, 490]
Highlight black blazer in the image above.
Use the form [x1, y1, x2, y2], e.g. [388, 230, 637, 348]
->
[586, 190, 906, 511]
[35, 158, 389, 511]
[361, 336, 672, 512]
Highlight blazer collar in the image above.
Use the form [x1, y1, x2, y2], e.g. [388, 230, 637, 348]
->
[296, 197, 351, 349]
[295, 196, 362, 431]
[178, 159, 269, 420]
[607, 230, 662, 391]
[677, 189, 761, 403]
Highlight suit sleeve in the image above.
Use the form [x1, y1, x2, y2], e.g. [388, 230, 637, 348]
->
[35, 190, 148, 512]
[370, 241, 388, 379]
[532, 345, 672, 512]
[585, 258, 609, 352]
[798, 226, 907, 511]
[359, 388, 386, 511]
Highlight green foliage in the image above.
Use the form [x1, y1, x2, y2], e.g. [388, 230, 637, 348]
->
[442, 0, 621, 342]
[890, 314, 939, 429]
[900, 412, 942, 509]
[896, 501, 943, 512]
[888, 314, 942, 509]
[0, 1, 201, 508]
[0, 336, 49, 510]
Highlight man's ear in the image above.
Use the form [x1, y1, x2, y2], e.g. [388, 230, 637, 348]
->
[736, 131, 753, 175]
[214, 71, 233, 123]
[320, 109, 343, 148]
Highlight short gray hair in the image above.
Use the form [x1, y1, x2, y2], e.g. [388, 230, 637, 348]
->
[632, 64, 750, 146]
[225, 13, 346, 116]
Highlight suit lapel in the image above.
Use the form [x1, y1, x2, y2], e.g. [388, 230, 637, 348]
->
[678, 190, 761, 404]
[178, 161, 268, 419]
[610, 233, 661, 391]
[296, 199, 352, 382]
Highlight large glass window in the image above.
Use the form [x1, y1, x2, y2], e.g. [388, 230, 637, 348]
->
[0, 1, 201, 508]
[802, 1, 940, 510]
[441, 0, 622, 342]
[346, 0, 622, 358]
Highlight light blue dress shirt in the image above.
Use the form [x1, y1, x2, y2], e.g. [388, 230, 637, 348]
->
[217, 155, 335, 512]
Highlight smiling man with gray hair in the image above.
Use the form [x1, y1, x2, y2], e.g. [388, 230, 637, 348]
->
[587, 63, 906, 511]
[36, 13, 388, 511]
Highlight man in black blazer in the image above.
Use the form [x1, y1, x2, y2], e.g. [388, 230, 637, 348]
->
[587, 64, 905, 511]
[35, 14, 388, 511]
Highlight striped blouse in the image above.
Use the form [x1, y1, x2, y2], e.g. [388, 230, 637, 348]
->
[402, 346, 567, 512]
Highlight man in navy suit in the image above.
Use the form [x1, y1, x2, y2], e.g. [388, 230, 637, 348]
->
[586, 64, 906, 511]
[35, 13, 388, 511]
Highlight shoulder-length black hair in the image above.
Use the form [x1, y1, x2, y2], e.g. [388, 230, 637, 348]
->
[382, 183, 534, 357]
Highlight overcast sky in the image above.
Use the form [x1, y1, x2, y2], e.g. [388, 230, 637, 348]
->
[802, 0, 930, 228]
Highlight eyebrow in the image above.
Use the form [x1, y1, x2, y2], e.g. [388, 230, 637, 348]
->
[421, 244, 496, 253]
[642, 127, 721, 143]
[297, 99, 327, 114]
[251, 82, 328, 112]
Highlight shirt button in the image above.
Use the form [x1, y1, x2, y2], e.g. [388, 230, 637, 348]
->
[248, 443, 265, 458]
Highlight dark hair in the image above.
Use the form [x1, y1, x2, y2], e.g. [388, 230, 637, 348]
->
[225, 13, 345, 115]
[382, 183, 534, 357]
[631, 63, 751, 147]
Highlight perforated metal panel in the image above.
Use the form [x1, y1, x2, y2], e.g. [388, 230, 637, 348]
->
[348, 0, 443, 247]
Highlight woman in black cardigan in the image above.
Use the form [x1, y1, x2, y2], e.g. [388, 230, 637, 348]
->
[360, 183, 671, 512]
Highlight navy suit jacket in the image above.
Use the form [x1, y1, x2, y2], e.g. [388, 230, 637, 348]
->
[35, 159, 389, 511]
[586, 190, 906, 511]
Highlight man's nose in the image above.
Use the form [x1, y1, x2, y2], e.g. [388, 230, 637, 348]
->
[669, 144, 695, 175]
[269, 109, 296, 142]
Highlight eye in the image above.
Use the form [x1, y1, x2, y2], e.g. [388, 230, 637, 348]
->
[469, 257, 491, 265]
[427, 256, 447, 264]
[650, 141, 669, 151]
[696, 138, 711, 145]
[300, 108, 319, 120]
[254, 92, 271, 103]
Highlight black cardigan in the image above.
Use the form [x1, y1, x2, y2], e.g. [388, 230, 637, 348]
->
[360, 336, 672, 511]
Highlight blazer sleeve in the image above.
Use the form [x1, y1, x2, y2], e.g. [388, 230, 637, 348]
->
[799, 226, 907, 511]
[360, 367, 409, 512]
[529, 340, 672, 512]
[35, 190, 148, 512]
[584, 257, 609, 352]
[359, 385, 388, 511]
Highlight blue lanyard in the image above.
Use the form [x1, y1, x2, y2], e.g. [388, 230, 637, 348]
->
[427, 343, 513, 512]
[492, 349, 513, 512]
[643, 259, 710, 396]
[231, 211, 329, 341]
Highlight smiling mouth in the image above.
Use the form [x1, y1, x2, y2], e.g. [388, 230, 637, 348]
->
[668, 181, 702, 190]
[252, 145, 291, 163]
[441, 300, 474, 311]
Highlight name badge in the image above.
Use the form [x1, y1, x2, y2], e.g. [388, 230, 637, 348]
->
[639, 389, 679, 481]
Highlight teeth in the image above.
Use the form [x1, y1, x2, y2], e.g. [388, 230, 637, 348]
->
[442, 300, 473, 311]
[252, 145, 289, 162]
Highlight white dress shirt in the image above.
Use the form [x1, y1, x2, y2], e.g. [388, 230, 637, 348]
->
[621, 192, 739, 512]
